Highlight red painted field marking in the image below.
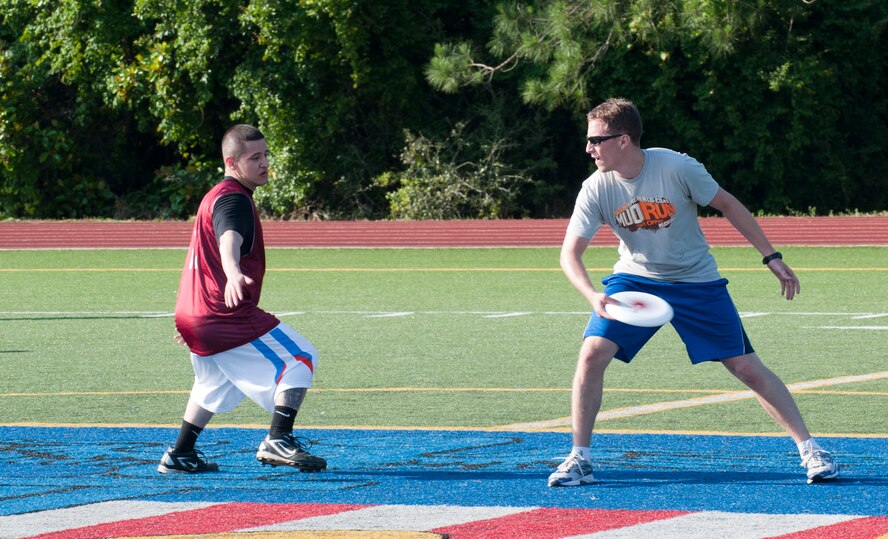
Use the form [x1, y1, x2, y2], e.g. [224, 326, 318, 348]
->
[770, 516, 888, 538]
[25, 502, 367, 539]
[433, 507, 690, 538]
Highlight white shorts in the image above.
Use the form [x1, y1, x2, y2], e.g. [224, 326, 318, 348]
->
[188, 322, 317, 414]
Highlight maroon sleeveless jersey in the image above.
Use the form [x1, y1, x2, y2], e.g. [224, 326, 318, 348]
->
[174, 179, 279, 356]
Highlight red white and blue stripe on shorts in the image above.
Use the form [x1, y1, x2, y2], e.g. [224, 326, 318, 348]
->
[250, 327, 314, 384]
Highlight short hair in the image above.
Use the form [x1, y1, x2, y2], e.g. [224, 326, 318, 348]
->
[221, 124, 265, 161]
[587, 98, 643, 145]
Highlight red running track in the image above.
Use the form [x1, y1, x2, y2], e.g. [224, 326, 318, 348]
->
[1, 216, 887, 249]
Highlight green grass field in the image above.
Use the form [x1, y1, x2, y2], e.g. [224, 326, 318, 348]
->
[0, 246, 885, 437]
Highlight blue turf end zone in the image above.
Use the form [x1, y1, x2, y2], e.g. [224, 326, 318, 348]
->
[1, 426, 885, 517]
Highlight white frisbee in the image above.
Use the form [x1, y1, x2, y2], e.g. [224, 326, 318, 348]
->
[604, 291, 674, 327]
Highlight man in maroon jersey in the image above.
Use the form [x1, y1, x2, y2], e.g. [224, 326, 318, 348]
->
[158, 124, 326, 474]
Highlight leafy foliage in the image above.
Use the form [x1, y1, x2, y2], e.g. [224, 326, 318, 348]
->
[0, 0, 147, 217]
[375, 123, 534, 219]
[428, 0, 888, 214]
[116, 159, 219, 219]
[0, 0, 884, 219]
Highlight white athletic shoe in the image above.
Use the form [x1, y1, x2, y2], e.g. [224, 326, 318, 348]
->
[548, 453, 595, 487]
[801, 449, 839, 484]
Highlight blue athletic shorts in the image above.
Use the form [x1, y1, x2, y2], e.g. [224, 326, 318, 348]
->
[583, 273, 754, 364]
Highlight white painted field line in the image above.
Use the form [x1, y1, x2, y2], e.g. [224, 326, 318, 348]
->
[1, 389, 189, 397]
[783, 371, 888, 390]
[1, 309, 885, 318]
[365, 311, 415, 318]
[744, 312, 874, 316]
[0, 311, 176, 318]
[502, 371, 888, 431]
[813, 326, 888, 330]
[484, 312, 531, 318]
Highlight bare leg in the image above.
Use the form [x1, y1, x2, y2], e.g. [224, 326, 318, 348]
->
[275, 387, 307, 410]
[268, 387, 308, 437]
[721, 353, 811, 443]
[183, 398, 214, 429]
[158, 398, 220, 473]
[571, 337, 618, 447]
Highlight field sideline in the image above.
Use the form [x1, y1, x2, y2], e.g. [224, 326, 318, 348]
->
[0, 219, 886, 538]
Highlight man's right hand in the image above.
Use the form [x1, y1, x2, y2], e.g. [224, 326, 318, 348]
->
[224, 273, 254, 308]
[593, 291, 624, 320]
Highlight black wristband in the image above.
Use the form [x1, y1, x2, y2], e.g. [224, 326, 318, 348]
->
[762, 251, 783, 265]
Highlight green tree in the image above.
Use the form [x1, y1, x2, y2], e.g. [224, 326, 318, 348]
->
[234, 0, 504, 219]
[0, 0, 149, 217]
[1, 0, 509, 219]
[119, 0, 508, 219]
[427, 0, 888, 214]
[1, 1, 883, 219]
[374, 122, 534, 219]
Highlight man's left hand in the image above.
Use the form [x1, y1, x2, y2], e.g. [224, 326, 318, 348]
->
[767, 259, 800, 300]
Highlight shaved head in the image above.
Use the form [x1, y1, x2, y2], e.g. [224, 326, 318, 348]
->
[221, 124, 265, 161]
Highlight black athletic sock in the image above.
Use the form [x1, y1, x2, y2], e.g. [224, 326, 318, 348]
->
[269, 406, 297, 437]
[172, 420, 203, 454]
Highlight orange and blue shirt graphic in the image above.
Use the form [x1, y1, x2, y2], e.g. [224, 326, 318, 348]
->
[615, 196, 677, 232]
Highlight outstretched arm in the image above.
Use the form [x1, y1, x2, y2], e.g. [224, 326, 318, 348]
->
[219, 229, 254, 308]
[708, 187, 800, 300]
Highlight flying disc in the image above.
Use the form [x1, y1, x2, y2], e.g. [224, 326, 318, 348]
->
[604, 291, 674, 327]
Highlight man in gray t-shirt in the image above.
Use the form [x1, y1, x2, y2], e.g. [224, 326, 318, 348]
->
[567, 147, 721, 282]
[549, 98, 838, 488]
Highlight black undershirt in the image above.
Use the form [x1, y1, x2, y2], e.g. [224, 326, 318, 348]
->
[212, 180, 254, 257]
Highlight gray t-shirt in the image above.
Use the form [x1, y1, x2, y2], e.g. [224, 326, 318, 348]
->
[566, 148, 721, 282]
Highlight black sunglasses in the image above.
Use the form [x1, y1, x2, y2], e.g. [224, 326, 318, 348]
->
[586, 133, 625, 145]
